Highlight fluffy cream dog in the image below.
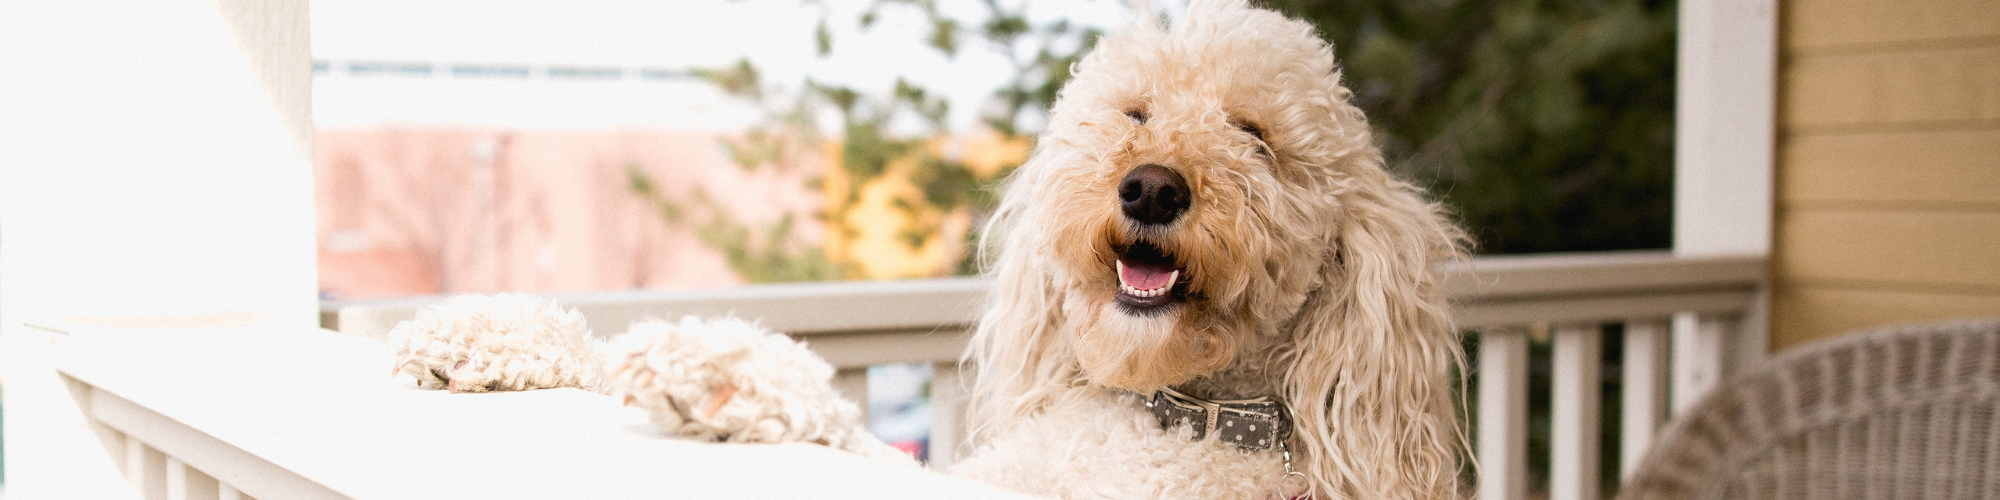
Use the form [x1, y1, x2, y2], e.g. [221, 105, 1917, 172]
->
[388, 1, 1468, 498]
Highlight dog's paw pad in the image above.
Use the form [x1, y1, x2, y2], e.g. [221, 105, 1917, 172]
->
[603, 317, 864, 446]
[388, 293, 601, 392]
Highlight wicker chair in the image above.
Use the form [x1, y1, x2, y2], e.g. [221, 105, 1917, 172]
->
[1620, 317, 2000, 500]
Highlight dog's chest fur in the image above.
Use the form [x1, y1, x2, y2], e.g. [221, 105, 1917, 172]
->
[949, 390, 1292, 500]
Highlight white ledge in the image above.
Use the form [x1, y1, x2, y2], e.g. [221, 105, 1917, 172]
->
[53, 323, 1024, 500]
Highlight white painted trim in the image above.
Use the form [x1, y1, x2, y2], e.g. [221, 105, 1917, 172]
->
[1675, 0, 1777, 368]
[1674, 0, 1777, 258]
[92, 389, 346, 500]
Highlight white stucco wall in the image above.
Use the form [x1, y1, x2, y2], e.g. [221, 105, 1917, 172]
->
[0, 0, 314, 495]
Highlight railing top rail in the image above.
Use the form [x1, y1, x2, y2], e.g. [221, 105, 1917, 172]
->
[1443, 250, 1765, 301]
[1445, 251, 1766, 328]
[334, 277, 989, 341]
[330, 251, 1766, 339]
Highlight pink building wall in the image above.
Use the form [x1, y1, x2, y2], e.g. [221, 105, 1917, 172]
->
[315, 128, 822, 299]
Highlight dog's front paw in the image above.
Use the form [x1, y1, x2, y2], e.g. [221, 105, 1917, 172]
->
[604, 318, 875, 450]
[388, 294, 603, 393]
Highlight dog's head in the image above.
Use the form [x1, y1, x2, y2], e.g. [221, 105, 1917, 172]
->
[969, 1, 1467, 497]
[1030, 0, 1379, 391]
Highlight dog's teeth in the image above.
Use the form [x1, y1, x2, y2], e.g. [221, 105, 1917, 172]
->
[1116, 263, 1182, 298]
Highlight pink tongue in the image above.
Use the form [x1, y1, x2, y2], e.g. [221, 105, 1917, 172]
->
[1119, 259, 1177, 290]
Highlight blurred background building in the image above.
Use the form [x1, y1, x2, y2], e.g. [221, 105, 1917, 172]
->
[310, 0, 1103, 300]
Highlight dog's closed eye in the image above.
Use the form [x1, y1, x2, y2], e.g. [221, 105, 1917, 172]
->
[1233, 120, 1264, 142]
[1232, 119, 1272, 157]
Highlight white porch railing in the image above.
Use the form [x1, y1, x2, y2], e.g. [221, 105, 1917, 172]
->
[59, 250, 1763, 500]
[50, 322, 1026, 500]
[1445, 251, 1765, 500]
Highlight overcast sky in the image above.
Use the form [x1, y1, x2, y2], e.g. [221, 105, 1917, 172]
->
[309, 0, 1135, 130]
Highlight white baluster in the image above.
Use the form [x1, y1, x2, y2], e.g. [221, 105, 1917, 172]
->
[1552, 323, 1602, 500]
[1478, 328, 1530, 500]
[126, 439, 167, 500]
[1671, 312, 1732, 415]
[166, 458, 220, 500]
[1621, 319, 1670, 479]
[833, 367, 871, 424]
[110, 430, 130, 478]
[929, 361, 967, 468]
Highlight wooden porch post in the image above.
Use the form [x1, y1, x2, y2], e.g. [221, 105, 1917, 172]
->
[1673, 0, 1778, 401]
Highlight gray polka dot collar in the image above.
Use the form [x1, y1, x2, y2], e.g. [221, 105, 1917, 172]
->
[1141, 387, 1293, 451]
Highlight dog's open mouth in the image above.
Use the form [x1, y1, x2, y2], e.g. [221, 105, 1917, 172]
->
[1114, 240, 1186, 311]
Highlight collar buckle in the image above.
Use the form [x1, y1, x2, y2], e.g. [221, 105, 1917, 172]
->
[1142, 388, 1292, 451]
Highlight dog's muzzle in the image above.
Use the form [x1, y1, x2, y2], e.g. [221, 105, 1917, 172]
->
[1113, 165, 1193, 311]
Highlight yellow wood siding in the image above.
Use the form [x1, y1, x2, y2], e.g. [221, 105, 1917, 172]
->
[1786, 0, 2000, 51]
[1784, 46, 2000, 128]
[1774, 0, 2000, 349]
[1781, 130, 2000, 206]
[1776, 287, 2000, 345]
[1778, 211, 2000, 288]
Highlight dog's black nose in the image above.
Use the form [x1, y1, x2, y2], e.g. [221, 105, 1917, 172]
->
[1119, 164, 1191, 225]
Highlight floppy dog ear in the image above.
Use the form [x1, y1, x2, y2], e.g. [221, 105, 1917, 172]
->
[961, 153, 1084, 444]
[1283, 167, 1468, 499]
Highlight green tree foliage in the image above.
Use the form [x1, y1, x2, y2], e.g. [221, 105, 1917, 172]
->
[1265, 0, 1677, 253]
[636, 0, 1098, 282]
[645, 0, 1675, 285]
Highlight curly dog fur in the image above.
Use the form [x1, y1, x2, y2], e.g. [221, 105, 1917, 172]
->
[388, 1, 1469, 498]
